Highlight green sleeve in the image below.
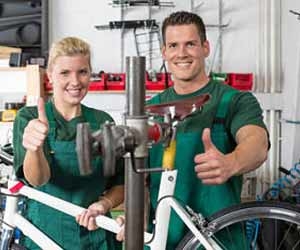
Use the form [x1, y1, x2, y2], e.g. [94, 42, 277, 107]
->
[228, 92, 268, 138]
[92, 109, 124, 187]
[13, 107, 37, 178]
[106, 158, 125, 188]
[146, 93, 161, 105]
[13, 106, 52, 180]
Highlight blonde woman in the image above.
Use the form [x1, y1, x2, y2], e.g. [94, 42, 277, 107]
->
[13, 37, 124, 250]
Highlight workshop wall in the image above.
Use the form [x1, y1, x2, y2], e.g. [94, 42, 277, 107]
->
[49, 0, 259, 74]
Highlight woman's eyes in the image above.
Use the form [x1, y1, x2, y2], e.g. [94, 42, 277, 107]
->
[60, 71, 69, 76]
[60, 70, 89, 76]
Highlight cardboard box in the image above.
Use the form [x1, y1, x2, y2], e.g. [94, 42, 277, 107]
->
[26, 65, 45, 106]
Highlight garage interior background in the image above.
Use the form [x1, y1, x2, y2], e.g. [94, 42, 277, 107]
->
[0, 0, 300, 198]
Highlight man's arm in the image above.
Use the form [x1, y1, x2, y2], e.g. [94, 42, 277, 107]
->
[194, 125, 268, 185]
[229, 124, 268, 175]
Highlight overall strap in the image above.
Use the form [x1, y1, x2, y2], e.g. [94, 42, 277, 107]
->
[81, 105, 102, 131]
[212, 89, 238, 153]
[213, 89, 238, 125]
[45, 101, 56, 137]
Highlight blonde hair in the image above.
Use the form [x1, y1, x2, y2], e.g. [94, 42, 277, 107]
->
[47, 37, 91, 70]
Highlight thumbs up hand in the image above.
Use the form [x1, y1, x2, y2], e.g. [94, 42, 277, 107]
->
[22, 98, 49, 152]
[194, 128, 234, 185]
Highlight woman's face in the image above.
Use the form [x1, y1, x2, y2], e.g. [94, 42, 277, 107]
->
[47, 55, 91, 109]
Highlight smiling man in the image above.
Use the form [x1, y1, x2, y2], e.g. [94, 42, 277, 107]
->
[146, 11, 269, 249]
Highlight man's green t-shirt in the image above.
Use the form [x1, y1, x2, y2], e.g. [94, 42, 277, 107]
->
[146, 80, 267, 249]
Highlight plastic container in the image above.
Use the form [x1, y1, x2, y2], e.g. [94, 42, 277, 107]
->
[146, 72, 173, 90]
[88, 73, 107, 91]
[228, 73, 253, 91]
[210, 72, 229, 85]
[44, 74, 52, 91]
[106, 73, 126, 90]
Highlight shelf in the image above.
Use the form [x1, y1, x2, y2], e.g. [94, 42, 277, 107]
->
[0, 67, 26, 71]
[47, 90, 162, 95]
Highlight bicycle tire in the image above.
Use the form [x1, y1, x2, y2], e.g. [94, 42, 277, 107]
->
[176, 201, 300, 250]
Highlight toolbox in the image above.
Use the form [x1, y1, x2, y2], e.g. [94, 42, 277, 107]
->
[228, 73, 253, 91]
[106, 73, 126, 90]
[89, 72, 107, 91]
[146, 72, 173, 90]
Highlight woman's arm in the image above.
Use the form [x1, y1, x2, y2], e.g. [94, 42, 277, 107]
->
[76, 185, 124, 231]
[22, 98, 50, 186]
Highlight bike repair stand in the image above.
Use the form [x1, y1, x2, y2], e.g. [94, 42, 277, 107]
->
[124, 56, 148, 250]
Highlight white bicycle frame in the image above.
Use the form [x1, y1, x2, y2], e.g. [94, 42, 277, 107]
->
[0, 171, 221, 250]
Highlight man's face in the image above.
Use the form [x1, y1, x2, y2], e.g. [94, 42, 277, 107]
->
[162, 24, 210, 85]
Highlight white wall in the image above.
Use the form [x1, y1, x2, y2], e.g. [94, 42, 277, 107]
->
[49, 0, 260, 74]
[281, 0, 300, 169]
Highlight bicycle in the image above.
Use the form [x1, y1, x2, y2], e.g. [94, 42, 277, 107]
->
[0, 95, 300, 249]
[177, 163, 300, 250]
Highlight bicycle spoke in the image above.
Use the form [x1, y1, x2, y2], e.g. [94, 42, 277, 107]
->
[277, 221, 292, 249]
[176, 201, 300, 250]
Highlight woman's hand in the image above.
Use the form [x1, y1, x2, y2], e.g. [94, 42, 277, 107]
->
[22, 98, 49, 152]
[116, 215, 125, 241]
[76, 199, 112, 231]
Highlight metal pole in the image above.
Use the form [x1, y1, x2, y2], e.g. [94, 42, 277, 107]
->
[125, 56, 147, 250]
[218, 0, 223, 72]
[41, 0, 49, 57]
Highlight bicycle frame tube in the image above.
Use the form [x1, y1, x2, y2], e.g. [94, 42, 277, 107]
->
[1, 182, 62, 250]
[146, 170, 220, 250]
[0, 180, 123, 250]
[2, 174, 220, 250]
[146, 170, 177, 249]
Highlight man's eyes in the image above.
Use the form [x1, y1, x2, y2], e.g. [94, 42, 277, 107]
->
[168, 43, 177, 48]
[187, 42, 195, 47]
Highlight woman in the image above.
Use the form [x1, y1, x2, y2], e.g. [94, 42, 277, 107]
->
[13, 37, 124, 250]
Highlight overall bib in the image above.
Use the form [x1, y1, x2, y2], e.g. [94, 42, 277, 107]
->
[148, 90, 246, 249]
[23, 103, 121, 250]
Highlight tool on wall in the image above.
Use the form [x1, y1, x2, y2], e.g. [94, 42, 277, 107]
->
[290, 10, 300, 20]
[95, 19, 162, 70]
[109, 0, 174, 7]
[95, 19, 158, 31]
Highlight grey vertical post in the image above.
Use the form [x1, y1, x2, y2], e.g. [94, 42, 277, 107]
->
[125, 57, 147, 250]
[41, 0, 49, 57]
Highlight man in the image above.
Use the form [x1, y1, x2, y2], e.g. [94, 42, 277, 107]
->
[146, 11, 269, 249]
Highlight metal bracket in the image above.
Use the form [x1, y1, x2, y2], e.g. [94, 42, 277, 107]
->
[95, 19, 158, 30]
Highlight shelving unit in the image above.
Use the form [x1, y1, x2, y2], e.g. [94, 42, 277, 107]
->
[0, 65, 44, 107]
[0, 0, 49, 57]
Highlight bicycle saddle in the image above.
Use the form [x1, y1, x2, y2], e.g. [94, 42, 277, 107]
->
[145, 93, 210, 120]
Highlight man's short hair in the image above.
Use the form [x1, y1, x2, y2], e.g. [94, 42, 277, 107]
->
[162, 11, 207, 45]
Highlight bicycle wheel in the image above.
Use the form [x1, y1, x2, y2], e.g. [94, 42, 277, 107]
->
[176, 201, 300, 250]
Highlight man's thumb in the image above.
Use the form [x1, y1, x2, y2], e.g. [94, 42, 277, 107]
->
[37, 98, 48, 124]
[202, 128, 215, 152]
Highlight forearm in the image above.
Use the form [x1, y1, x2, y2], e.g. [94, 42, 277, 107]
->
[228, 125, 268, 176]
[23, 148, 50, 186]
[101, 185, 124, 209]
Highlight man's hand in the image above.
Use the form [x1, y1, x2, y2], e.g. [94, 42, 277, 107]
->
[194, 128, 235, 185]
[22, 98, 49, 151]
